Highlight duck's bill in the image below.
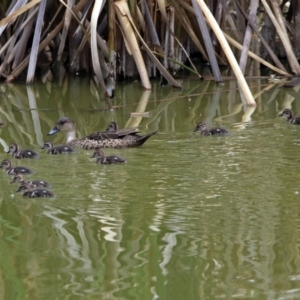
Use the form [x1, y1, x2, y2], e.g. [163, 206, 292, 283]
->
[41, 146, 45, 149]
[48, 126, 60, 135]
[6, 150, 10, 154]
[278, 113, 283, 116]
[193, 128, 198, 132]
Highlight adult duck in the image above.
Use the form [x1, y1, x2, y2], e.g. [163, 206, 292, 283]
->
[7, 143, 39, 159]
[47, 117, 157, 149]
[193, 122, 229, 136]
[278, 109, 300, 124]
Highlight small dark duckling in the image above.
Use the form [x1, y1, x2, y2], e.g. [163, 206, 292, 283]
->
[105, 121, 140, 132]
[87, 121, 140, 140]
[106, 121, 119, 131]
[193, 122, 229, 136]
[11, 174, 51, 189]
[41, 141, 75, 154]
[90, 149, 126, 164]
[17, 183, 55, 198]
[7, 143, 39, 159]
[278, 109, 300, 124]
[0, 159, 33, 175]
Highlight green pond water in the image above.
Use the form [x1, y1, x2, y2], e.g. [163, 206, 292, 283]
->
[1, 78, 300, 299]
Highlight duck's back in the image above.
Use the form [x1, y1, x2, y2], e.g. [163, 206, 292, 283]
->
[208, 127, 230, 136]
[69, 131, 157, 149]
[23, 189, 54, 198]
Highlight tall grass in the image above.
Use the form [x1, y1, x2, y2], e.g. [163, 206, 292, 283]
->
[0, 1, 298, 105]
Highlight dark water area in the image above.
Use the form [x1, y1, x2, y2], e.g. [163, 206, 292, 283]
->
[1, 78, 300, 299]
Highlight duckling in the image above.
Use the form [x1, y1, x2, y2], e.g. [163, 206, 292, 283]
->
[16, 183, 55, 198]
[7, 143, 39, 159]
[41, 141, 75, 154]
[0, 159, 33, 175]
[193, 122, 229, 136]
[91, 149, 126, 164]
[278, 109, 300, 124]
[47, 117, 157, 149]
[86, 121, 140, 140]
[11, 174, 51, 189]
[106, 121, 119, 131]
[106, 121, 140, 133]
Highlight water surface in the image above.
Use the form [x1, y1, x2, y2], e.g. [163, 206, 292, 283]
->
[1, 79, 300, 299]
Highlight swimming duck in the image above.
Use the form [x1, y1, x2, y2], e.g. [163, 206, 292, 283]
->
[41, 141, 75, 154]
[11, 174, 51, 189]
[278, 109, 300, 124]
[193, 122, 229, 136]
[91, 149, 126, 164]
[16, 183, 55, 198]
[86, 121, 140, 140]
[106, 121, 119, 131]
[0, 159, 33, 175]
[7, 143, 39, 159]
[47, 117, 157, 149]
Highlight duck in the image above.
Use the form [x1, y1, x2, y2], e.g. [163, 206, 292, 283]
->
[0, 159, 33, 175]
[11, 174, 51, 189]
[193, 122, 229, 136]
[7, 143, 39, 159]
[41, 141, 75, 154]
[278, 109, 300, 124]
[91, 149, 126, 164]
[16, 183, 55, 198]
[86, 121, 140, 140]
[47, 117, 157, 149]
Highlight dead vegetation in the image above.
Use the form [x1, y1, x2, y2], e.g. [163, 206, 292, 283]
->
[0, 1, 299, 106]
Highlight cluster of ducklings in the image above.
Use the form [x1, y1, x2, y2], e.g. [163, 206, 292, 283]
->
[0, 142, 126, 198]
[0, 119, 146, 198]
[1, 109, 295, 199]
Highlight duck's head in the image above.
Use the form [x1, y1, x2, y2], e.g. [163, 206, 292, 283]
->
[48, 117, 75, 135]
[7, 143, 19, 154]
[90, 149, 105, 158]
[41, 141, 54, 150]
[279, 109, 293, 118]
[0, 159, 12, 169]
[106, 121, 118, 131]
[193, 122, 208, 132]
[11, 174, 24, 183]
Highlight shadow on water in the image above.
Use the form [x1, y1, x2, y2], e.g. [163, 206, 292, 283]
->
[1, 78, 300, 299]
